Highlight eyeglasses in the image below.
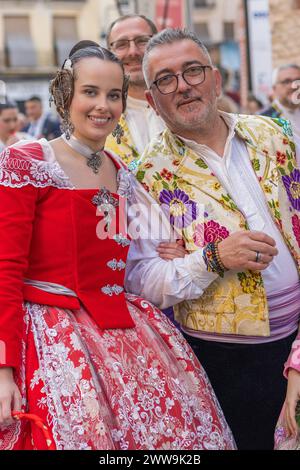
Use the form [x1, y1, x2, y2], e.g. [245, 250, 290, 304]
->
[277, 78, 300, 86]
[151, 65, 212, 95]
[110, 35, 152, 52]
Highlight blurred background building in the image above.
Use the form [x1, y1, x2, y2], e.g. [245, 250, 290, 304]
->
[0, 0, 299, 113]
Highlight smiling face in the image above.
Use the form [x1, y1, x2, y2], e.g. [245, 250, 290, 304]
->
[0, 107, 18, 140]
[109, 17, 153, 87]
[273, 66, 300, 109]
[145, 39, 222, 138]
[69, 57, 124, 150]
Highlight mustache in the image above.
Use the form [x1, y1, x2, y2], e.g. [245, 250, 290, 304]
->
[124, 58, 143, 65]
[176, 94, 202, 108]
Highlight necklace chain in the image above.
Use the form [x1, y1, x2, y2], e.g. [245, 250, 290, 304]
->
[61, 133, 104, 174]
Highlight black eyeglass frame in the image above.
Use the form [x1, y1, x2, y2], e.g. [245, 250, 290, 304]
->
[109, 35, 153, 51]
[150, 65, 213, 95]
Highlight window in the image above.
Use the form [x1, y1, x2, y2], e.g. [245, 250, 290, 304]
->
[4, 16, 37, 68]
[224, 22, 235, 41]
[53, 16, 78, 67]
[194, 0, 216, 8]
[194, 23, 210, 43]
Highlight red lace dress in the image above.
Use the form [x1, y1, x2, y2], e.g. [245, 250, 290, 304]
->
[0, 141, 235, 450]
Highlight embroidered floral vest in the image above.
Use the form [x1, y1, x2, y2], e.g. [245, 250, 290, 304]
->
[105, 114, 140, 172]
[138, 114, 300, 337]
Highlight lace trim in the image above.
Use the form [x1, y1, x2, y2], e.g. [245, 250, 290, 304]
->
[0, 143, 134, 194]
[0, 147, 74, 189]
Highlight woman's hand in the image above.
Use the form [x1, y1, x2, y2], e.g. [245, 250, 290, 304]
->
[0, 367, 22, 426]
[157, 239, 188, 261]
[284, 368, 300, 437]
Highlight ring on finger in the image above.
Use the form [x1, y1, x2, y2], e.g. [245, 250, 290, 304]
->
[255, 251, 261, 263]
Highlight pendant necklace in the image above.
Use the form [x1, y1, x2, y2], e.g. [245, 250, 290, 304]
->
[61, 133, 104, 174]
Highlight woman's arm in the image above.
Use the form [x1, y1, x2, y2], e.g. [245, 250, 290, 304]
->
[283, 332, 300, 436]
[0, 145, 40, 422]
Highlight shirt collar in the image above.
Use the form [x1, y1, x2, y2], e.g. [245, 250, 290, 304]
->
[177, 111, 238, 157]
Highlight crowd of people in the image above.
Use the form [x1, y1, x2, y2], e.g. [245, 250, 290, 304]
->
[0, 13, 299, 451]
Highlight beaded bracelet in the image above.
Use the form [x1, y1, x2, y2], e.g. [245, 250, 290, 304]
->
[202, 242, 227, 278]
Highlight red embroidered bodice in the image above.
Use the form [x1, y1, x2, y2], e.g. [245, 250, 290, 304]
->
[0, 142, 134, 369]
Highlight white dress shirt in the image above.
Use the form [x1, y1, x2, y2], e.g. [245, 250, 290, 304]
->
[125, 95, 165, 155]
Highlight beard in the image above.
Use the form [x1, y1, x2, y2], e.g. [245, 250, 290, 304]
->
[128, 72, 146, 88]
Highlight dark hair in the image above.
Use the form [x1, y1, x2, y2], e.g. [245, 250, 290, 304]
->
[0, 100, 18, 115]
[106, 14, 158, 47]
[50, 42, 129, 120]
[247, 94, 263, 108]
[26, 96, 42, 103]
[143, 28, 213, 87]
[69, 39, 100, 58]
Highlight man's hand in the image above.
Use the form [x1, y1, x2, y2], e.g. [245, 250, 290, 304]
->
[218, 231, 278, 271]
[157, 239, 188, 261]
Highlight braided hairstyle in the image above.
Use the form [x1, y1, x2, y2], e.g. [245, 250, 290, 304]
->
[49, 40, 129, 124]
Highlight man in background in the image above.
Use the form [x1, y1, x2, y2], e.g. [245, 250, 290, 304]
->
[22, 96, 61, 141]
[105, 14, 165, 171]
[261, 64, 300, 139]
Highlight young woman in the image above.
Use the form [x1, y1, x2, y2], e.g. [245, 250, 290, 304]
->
[0, 44, 235, 450]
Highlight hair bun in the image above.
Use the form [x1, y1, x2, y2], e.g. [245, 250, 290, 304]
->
[69, 40, 100, 58]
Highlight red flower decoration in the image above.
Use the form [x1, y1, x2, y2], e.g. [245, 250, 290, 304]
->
[144, 162, 153, 169]
[141, 182, 150, 192]
[160, 168, 173, 181]
[276, 151, 286, 165]
[292, 214, 300, 248]
[193, 220, 230, 247]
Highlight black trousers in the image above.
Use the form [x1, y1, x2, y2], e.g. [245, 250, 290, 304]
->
[183, 331, 297, 450]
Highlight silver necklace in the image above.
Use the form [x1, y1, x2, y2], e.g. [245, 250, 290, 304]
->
[62, 133, 104, 174]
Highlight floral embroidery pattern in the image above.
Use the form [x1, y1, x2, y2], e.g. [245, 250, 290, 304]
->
[159, 189, 198, 228]
[0, 298, 235, 450]
[282, 169, 300, 210]
[276, 151, 286, 166]
[237, 272, 262, 294]
[292, 214, 300, 248]
[0, 147, 73, 189]
[193, 220, 230, 248]
[160, 168, 173, 181]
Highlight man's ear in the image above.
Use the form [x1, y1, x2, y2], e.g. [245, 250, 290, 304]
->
[145, 90, 159, 116]
[214, 68, 223, 98]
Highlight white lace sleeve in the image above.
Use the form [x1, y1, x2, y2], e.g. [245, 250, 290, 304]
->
[124, 174, 218, 309]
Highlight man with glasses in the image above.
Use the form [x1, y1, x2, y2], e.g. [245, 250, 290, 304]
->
[125, 29, 300, 449]
[262, 64, 300, 140]
[105, 14, 165, 171]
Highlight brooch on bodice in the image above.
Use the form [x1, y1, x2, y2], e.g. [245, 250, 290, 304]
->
[92, 187, 119, 231]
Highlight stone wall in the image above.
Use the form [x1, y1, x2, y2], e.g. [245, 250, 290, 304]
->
[269, 0, 300, 67]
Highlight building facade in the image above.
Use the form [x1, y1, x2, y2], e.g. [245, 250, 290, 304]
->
[269, 0, 300, 67]
[0, 0, 101, 110]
